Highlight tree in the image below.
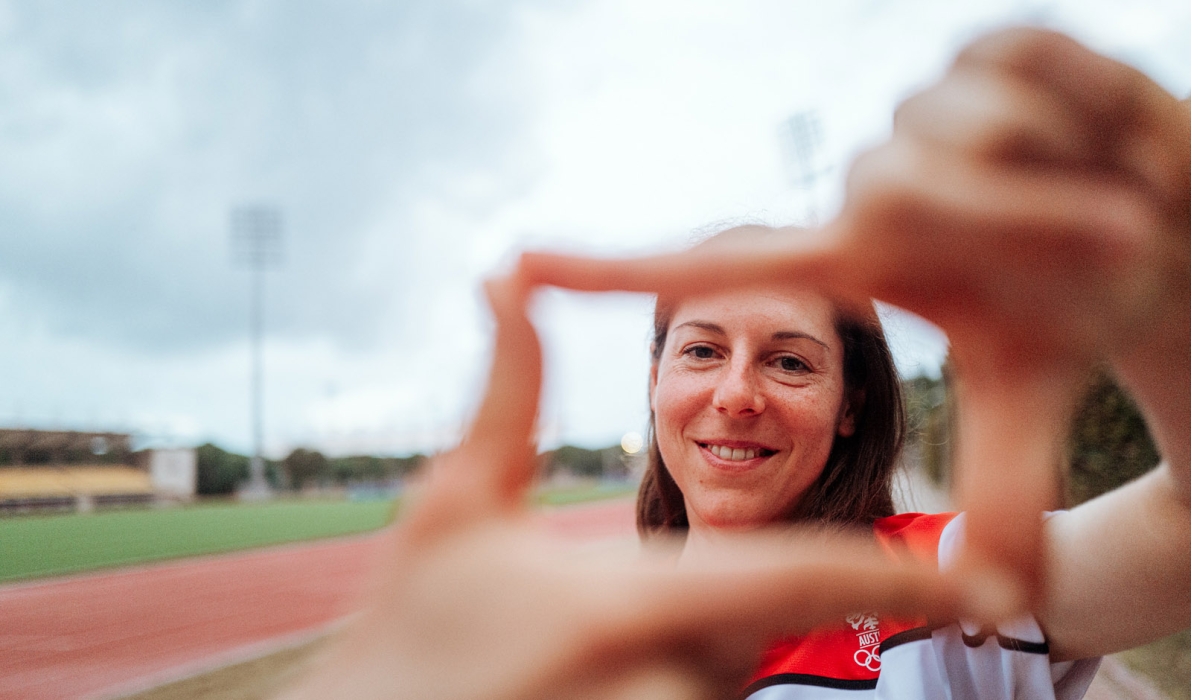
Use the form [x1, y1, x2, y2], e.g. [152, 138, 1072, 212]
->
[545, 445, 613, 479]
[325, 455, 423, 485]
[283, 448, 329, 490]
[1066, 367, 1159, 506]
[901, 362, 1159, 507]
[195, 443, 250, 495]
[902, 368, 953, 486]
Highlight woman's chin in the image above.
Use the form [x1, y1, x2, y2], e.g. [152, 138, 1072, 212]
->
[691, 505, 776, 532]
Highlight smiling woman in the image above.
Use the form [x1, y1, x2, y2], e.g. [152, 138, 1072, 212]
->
[639, 243, 904, 537]
[634, 255, 979, 698]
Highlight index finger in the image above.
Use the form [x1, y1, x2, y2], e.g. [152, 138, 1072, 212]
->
[408, 273, 543, 540]
[518, 224, 859, 303]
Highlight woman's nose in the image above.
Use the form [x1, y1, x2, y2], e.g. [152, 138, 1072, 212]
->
[711, 360, 765, 416]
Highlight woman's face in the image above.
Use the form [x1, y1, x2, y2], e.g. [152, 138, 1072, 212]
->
[651, 286, 854, 531]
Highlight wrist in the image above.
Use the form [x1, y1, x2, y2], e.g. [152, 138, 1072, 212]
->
[1110, 278, 1190, 474]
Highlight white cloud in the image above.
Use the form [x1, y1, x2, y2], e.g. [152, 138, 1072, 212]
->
[0, 0, 1186, 455]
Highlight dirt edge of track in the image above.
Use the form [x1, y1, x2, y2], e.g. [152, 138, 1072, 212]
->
[117, 635, 329, 700]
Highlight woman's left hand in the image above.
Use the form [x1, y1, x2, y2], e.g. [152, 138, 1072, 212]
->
[518, 27, 1189, 611]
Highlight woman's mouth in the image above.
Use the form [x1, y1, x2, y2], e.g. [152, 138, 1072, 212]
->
[698, 442, 777, 462]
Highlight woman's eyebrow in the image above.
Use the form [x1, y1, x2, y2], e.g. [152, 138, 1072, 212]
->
[772, 330, 829, 349]
[673, 320, 726, 335]
[674, 321, 829, 350]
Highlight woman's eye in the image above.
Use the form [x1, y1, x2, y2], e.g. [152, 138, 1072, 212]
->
[776, 356, 807, 372]
[685, 345, 717, 360]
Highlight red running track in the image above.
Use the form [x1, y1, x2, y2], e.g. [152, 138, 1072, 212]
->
[0, 498, 636, 700]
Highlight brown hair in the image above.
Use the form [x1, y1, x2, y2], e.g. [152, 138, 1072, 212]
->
[636, 291, 904, 538]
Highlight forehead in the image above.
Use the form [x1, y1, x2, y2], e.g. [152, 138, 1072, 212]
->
[666, 286, 839, 340]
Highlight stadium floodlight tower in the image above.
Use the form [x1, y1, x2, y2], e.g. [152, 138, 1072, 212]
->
[783, 110, 829, 225]
[230, 205, 284, 499]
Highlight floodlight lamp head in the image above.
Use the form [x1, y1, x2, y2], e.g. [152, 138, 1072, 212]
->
[230, 204, 285, 268]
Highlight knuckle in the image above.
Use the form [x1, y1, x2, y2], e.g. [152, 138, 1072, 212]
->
[891, 90, 931, 133]
[843, 145, 938, 240]
[955, 26, 1073, 72]
[847, 145, 922, 213]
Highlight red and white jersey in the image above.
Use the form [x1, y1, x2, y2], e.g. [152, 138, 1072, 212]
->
[743, 512, 1100, 700]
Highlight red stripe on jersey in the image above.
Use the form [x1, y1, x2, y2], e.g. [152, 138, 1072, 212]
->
[873, 511, 958, 567]
[748, 512, 958, 686]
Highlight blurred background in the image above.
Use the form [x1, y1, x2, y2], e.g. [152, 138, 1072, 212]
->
[0, 0, 1186, 460]
[0, 2, 1187, 699]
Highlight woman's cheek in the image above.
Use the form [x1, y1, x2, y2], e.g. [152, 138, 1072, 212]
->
[653, 370, 708, 427]
[651, 376, 705, 487]
[779, 384, 844, 432]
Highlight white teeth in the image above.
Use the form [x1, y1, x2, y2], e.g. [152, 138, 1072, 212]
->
[708, 445, 760, 461]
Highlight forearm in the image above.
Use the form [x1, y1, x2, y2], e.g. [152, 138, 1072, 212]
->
[1044, 467, 1191, 659]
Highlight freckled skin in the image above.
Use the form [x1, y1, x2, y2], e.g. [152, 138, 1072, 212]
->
[651, 286, 855, 533]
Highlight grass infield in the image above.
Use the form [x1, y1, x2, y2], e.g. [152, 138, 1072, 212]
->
[533, 481, 637, 507]
[0, 499, 396, 583]
[0, 482, 636, 583]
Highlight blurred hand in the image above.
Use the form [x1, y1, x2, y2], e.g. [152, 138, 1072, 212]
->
[836, 27, 1188, 599]
[281, 274, 963, 700]
[520, 28, 1189, 605]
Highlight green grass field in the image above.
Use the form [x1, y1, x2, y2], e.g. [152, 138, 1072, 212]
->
[0, 499, 396, 583]
[533, 481, 637, 506]
[0, 482, 636, 583]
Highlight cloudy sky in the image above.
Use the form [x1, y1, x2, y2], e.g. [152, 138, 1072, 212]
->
[1, 0, 1187, 457]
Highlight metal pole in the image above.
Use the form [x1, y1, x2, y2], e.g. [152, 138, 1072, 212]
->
[785, 111, 826, 225]
[249, 260, 266, 492]
[231, 205, 282, 499]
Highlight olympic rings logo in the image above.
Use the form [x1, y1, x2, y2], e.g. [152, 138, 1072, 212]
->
[854, 646, 881, 671]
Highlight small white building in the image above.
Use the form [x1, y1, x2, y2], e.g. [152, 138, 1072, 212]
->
[149, 448, 197, 499]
